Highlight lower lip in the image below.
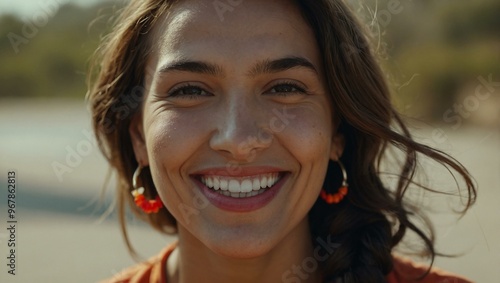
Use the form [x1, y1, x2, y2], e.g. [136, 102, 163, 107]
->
[194, 174, 288, 212]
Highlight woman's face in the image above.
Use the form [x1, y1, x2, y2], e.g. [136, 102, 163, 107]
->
[130, 0, 343, 258]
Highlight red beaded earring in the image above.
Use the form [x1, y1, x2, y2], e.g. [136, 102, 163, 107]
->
[131, 166, 163, 214]
[320, 160, 349, 204]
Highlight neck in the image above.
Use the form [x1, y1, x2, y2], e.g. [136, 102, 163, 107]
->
[168, 218, 322, 283]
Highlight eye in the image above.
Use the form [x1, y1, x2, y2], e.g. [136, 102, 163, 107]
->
[167, 83, 212, 99]
[266, 81, 308, 96]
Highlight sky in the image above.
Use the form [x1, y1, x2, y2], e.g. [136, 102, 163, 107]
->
[0, 0, 106, 17]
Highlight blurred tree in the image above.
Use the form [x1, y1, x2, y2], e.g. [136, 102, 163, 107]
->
[439, 0, 500, 44]
[0, 0, 498, 123]
[0, 1, 117, 98]
[355, 0, 500, 120]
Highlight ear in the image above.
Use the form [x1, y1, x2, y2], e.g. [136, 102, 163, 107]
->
[129, 112, 149, 166]
[329, 131, 345, 161]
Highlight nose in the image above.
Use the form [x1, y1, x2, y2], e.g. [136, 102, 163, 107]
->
[209, 93, 273, 161]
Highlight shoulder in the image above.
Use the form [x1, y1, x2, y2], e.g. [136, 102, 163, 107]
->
[386, 253, 474, 283]
[99, 242, 176, 283]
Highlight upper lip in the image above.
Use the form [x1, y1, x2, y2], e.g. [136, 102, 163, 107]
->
[191, 166, 287, 177]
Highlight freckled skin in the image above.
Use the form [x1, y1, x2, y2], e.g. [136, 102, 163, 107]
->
[129, 0, 344, 282]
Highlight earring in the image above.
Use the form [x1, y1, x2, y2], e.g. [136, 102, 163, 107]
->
[131, 166, 163, 214]
[320, 160, 349, 204]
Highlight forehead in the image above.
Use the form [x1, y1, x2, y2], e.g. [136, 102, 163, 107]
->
[148, 0, 320, 70]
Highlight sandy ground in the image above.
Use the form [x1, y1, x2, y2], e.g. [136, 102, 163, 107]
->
[0, 99, 498, 282]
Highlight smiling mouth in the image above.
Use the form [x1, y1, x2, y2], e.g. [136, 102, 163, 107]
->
[198, 172, 285, 198]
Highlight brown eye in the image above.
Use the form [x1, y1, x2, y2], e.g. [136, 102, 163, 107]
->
[267, 82, 308, 96]
[167, 84, 212, 99]
[271, 84, 298, 93]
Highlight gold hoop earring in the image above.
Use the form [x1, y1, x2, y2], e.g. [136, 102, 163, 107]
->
[320, 160, 348, 204]
[132, 166, 163, 213]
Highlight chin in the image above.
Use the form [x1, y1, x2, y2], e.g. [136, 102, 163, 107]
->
[209, 238, 274, 259]
[203, 228, 279, 259]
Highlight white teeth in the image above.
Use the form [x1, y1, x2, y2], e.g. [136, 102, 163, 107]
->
[228, 180, 239, 193]
[267, 176, 274, 187]
[241, 180, 253, 193]
[220, 179, 228, 191]
[200, 173, 281, 196]
[224, 188, 267, 198]
[252, 178, 260, 190]
[260, 176, 268, 188]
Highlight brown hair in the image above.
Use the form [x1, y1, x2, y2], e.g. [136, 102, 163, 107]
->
[87, 0, 476, 282]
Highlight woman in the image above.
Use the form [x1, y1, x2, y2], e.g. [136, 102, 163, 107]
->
[87, 0, 476, 282]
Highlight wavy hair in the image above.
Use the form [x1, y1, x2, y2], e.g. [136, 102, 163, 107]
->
[87, 0, 476, 282]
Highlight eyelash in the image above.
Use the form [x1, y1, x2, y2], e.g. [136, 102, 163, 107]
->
[267, 81, 308, 96]
[166, 81, 308, 99]
[167, 83, 211, 99]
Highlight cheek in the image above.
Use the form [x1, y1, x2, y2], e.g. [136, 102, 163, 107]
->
[143, 111, 209, 216]
[145, 111, 207, 168]
[280, 107, 332, 162]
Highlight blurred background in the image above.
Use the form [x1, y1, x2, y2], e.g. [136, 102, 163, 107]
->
[0, 0, 498, 282]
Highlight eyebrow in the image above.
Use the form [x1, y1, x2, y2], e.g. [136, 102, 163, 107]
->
[157, 56, 318, 77]
[158, 60, 223, 76]
[249, 56, 318, 76]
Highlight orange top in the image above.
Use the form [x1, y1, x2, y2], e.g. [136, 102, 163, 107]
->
[101, 242, 473, 283]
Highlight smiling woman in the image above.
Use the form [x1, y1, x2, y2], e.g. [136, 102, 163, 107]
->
[87, 1, 476, 283]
